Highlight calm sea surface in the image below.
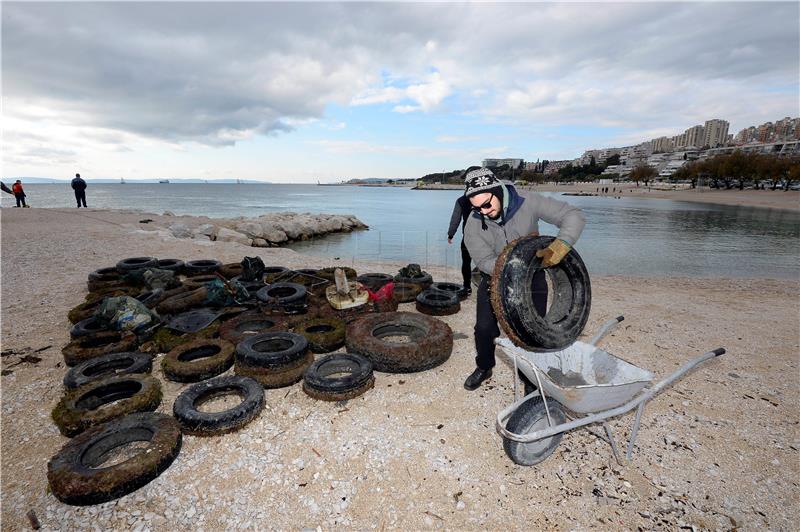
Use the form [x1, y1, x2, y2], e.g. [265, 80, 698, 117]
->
[5, 183, 799, 279]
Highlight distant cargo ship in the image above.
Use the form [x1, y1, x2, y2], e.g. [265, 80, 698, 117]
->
[159, 179, 170, 184]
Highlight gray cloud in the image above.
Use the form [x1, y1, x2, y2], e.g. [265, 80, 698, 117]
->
[3, 2, 797, 147]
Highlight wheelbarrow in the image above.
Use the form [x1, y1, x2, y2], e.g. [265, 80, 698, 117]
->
[494, 316, 726, 466]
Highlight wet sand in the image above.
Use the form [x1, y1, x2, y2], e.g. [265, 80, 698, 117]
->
[2, 208, 798, 530]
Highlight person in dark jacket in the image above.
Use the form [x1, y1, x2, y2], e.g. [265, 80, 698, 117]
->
[12, 180, 28, 208]
[1, 181, 13, 196]
[446, 194, 473, 296]
[71, 173, 87, 208]
[461, 167, 586, 390]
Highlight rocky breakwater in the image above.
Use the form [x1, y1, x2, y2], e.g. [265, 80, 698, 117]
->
[165, 212, 368, 247]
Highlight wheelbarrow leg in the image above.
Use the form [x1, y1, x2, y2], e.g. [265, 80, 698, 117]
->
[626, 403, 645, 461]
[602, 422, 623, 466]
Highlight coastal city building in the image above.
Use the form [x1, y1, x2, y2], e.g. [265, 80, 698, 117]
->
[481, 158, 523, 170]
[703, 119, 729, 148]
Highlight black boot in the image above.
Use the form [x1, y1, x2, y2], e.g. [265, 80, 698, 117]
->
[464, 367, 492, 390]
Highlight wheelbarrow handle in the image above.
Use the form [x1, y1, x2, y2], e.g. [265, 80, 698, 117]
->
[713, 347, 726, 356]
[590, 316, 625, 346]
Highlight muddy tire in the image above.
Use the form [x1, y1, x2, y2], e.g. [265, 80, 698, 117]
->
[394, 272, 432, 289]
[63, 352, 153, 389]
[156, 287, 208, 315]
[356, 273, 394, 292]
[68, 298, 105, 324]
[62, 331, 139, 367]
[263, 266, 289, 283]
[235, 351, 314, 389]
[430, 282, 468, 301]
[85, 285, 137, 304]
[502, 396, 566, 466]
[415, 289, 461, 316]
[47, 412, 181, 505]
[116, 257, 158, 273]
[182, 274, 220, 290]
[235, 332, 308, 369]
[155, 259, 184, 272]
[184, 259, 222, 275]
[218, 312, 286, 344]
[218, 262, 244, 279]
[52, 374, 162, 437]
[87, 278, 131, 293]
[393, 282, 423, 303]
[161, 339, 235, 383]
[345, 312, 453, 373]
[88, 267, 122, 283]
[172, 375, 264, 436]
[295, 317, 346, 353]
[70, 317, 108, 338]
[302, 353, 374, 401]
[491, 236, 591, 351]
[136, 289, 167, 309]
[256, 283, 307, 306]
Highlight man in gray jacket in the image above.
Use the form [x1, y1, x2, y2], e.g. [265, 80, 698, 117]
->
[462, 167, 586, 390]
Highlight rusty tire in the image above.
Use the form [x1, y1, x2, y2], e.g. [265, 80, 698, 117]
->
[345, 312, 453, 373]
[156, 287, 208, 315]
[161, 339, 235, 383]
[62, 331, 139, 367]
[295, 317, 346, 353]
[491, 236, 591, 351]
[63, 352, 153, 389]
[51, 374, 162, 437]
[235, 351, 314, 389]
[47, 412, 181, 505]
[393, 282, 423, 303]
[218, 312, 287, 344]
[302, 353, 374, 401]
[172, 375, 264, 436]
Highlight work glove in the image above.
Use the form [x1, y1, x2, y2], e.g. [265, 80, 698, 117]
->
[535, 239, 571, 268]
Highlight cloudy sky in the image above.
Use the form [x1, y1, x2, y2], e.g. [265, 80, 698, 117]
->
[3, 1, 798, 182]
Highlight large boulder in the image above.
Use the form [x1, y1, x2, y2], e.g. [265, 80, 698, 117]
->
[261, 224, 288, 244]
[194, 224, 216, 239]
[235, 222, 264, 239]
[215, 227, 252, 247]
[169, 223, 193, 239]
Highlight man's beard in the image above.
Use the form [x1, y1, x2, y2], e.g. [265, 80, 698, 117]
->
[487, 210, 502, 220]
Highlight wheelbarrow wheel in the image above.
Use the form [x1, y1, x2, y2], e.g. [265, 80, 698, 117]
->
[503, 396, 566, 466]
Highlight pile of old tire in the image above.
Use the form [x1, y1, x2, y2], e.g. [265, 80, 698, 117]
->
[173, 375, 264, 436]
[393, 282, 423, 303]
[62, 331, 139, 367]
[48, 412, 182, 505]
[235, 332, 313, 388]
[491, 235, 591, 351]
[51, 374, 162, 437]
[294, 316, 346, 353]
[345, 312, 453, 373]
[415, 289, 460, 316]
[302, 353, 374, 401]
[161, 338, 235, 383]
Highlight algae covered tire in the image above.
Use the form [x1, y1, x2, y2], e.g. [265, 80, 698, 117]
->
[62, 331, 139, 367]
[393, 282, 423, 303]
[491, 235, 591, 351]
[502, 396, 566, 466]
[156, 287, 208, 315]
[415, 289, 461, 316]
[345, 312, 453, 373]
[218, 312, 286, 344]
[47, 412, 181, 506]
[218, 262, 244, 279]
[172, 375, 264, 436]
[302, 353, 374, 401]
[235, 351, 314, 389]
[161, 339, 235, 383]
[235, 332, 308, 369]
[52, 374, 162, 437]
[63, 352, 153, 389]
[295, 317, 346, 353]
[255, 283, 307, 306]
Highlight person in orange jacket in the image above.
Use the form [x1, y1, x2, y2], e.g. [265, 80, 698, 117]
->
[12, 180, 28, 208]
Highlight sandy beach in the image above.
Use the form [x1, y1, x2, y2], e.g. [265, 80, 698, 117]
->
[1, 208, 798, 530]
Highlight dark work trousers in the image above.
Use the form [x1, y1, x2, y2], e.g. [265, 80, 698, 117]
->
[75, 190, 87, 207]
[474, 271, 548, 370]
[14, 193, 26, 207]
[460, 239, 472, 288]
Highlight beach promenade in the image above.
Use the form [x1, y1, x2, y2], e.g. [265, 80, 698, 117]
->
[1, 207, 798, 530]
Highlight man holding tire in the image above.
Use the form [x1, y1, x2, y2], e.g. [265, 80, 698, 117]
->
[461, 167, 586, 390]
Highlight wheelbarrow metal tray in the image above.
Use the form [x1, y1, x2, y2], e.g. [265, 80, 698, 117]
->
[518, 341, 653, 414]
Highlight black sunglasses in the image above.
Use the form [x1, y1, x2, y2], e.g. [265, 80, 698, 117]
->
[472, 195, 494, 212]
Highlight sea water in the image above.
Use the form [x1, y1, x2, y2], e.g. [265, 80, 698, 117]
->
[5, 183, 799, 278]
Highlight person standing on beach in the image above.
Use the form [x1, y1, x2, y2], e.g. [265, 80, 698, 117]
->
[12, 180, 28, 208]
[447, 193, 474, 297]
[461, 167, 586, 390]
[71, 173, 88, 208]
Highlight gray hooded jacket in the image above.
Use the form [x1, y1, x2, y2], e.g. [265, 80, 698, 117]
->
[464, 184, 586, 275]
